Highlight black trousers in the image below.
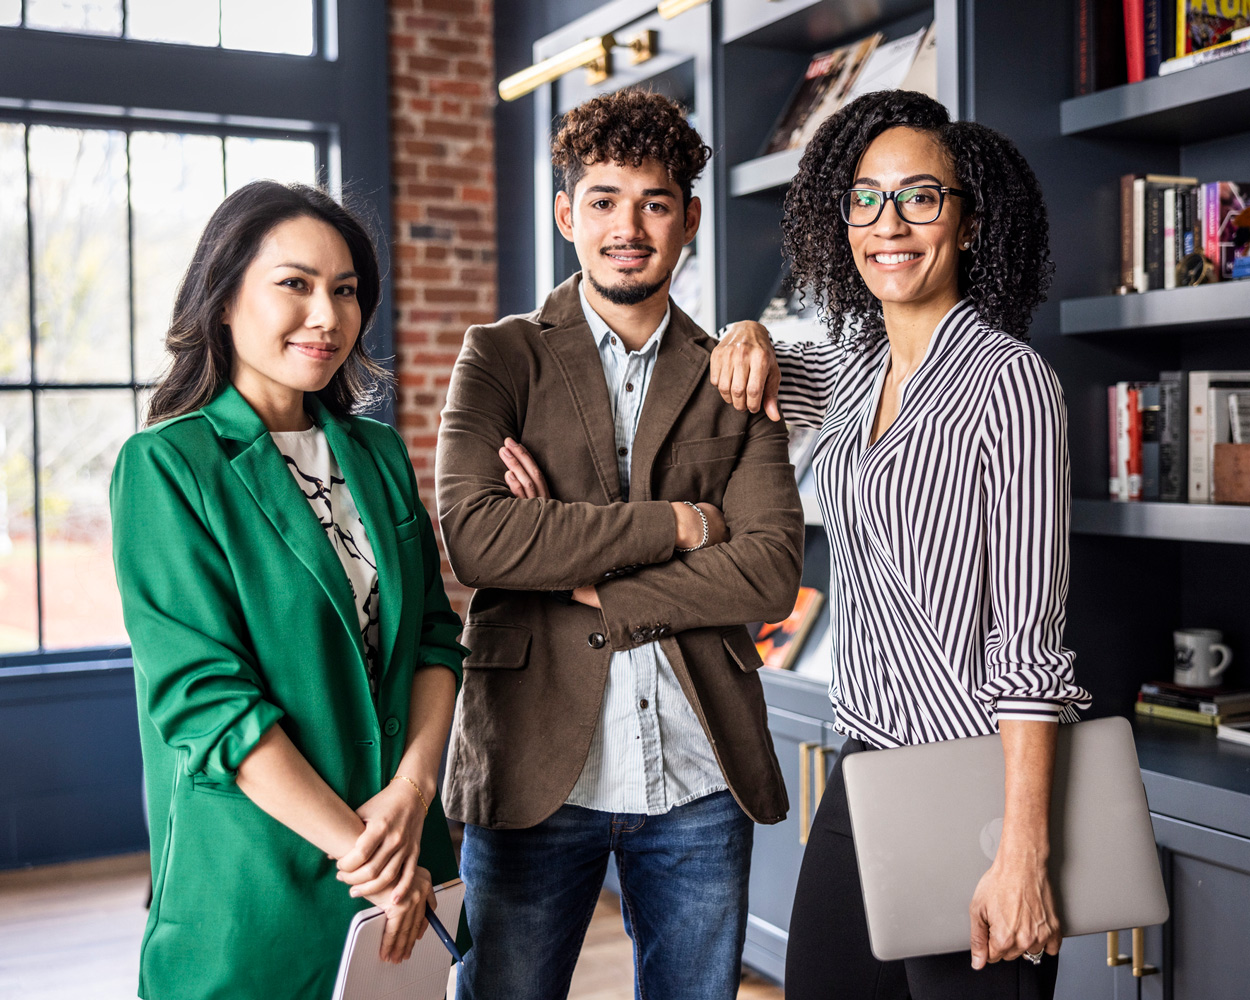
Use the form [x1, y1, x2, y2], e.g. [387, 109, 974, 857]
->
[784, 739, 1059, 1000]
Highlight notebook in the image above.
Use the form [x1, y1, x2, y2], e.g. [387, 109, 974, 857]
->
[842, 716, 1169, 961]
[331, 878, 466, 1000]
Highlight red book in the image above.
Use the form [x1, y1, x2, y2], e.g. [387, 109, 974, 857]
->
[1124, 0, 1146, 82]
[1127, 386, 1143, 500]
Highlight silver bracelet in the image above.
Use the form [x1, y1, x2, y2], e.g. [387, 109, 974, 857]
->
[675, 501, 709, 553]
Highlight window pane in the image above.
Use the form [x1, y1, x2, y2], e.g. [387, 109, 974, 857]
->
[0, 123, 30, 383]
[0, 393, 38, 653]
[0, 0, 19, 26]
[126, 0, 219, 45]
[30, 126, 130, 384]
[225, 136, 317, 192]
[25, 0, 122, 34]
[130, 132, 224, 382]
[221, 0, 313, 55]
[37, 389, 133, 650]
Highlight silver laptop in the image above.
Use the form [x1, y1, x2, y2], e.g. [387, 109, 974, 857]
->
[842, 716, 1169, 961]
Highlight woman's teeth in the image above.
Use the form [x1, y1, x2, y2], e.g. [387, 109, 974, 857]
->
[873, 252, 921, 264]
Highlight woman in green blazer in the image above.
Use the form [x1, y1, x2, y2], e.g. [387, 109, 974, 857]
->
[111, 181, 467, 1000]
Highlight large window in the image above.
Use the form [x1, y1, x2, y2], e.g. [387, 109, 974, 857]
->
[0, 1, 392, 663]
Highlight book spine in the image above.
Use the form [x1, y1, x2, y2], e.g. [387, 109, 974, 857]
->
[1204, 181, 1219, 266]
[1177, 0, 1189, 56]
[1159, 34, 1250, 72]
[1189, 370, 1210, 502]
[1076, 0, 1094, 94]
[1120, 174, 1136, 288]
[1109, 385, 1121, 499]
[1163, 186, 1177, 289]
[1146, 185, 1164, 289]
[1159, 371, 1184, 501]
[1134, 699, 1219, 727]
[1133, 178, 1147, 291]
[1128, 385, 1143, 500]
[1217, 724, 1250, 747]
[1124, 0, 1147, 82]
[1139, 691, 1222, 714]
[1144, 0, 1163, 76]
[1140, 382, 1162, 500]
[1216, 182, 1246, 281]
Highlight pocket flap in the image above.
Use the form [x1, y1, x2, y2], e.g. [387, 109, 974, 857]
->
[722, 627, 764, 673]
[462, 622, 532, 670]
[671, 432, 745, 465]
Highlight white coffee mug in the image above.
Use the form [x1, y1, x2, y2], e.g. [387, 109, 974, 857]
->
[1173, 628, 1233, 688]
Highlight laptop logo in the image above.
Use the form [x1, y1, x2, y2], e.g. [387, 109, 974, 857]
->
[979, 817, 1003, 861]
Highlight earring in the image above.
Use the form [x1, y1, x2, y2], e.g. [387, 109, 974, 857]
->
[960, 241, 971, 250]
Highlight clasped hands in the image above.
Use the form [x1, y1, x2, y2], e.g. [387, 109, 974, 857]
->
[335, 775, 437, 964]
[497, 436, 728, 603]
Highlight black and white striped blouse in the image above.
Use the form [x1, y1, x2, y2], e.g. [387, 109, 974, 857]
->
[776, 299, 1091, 748]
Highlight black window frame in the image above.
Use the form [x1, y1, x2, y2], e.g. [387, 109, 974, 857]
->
[0, 0, 393, 669]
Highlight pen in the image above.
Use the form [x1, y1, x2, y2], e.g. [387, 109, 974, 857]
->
[426, 908, 464, 965]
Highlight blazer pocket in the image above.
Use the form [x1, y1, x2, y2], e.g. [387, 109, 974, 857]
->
[394, 514, 423, 543]
[671, 432, 745, 465]
[462, 622, 532, 670]
[722, 626, 764, 673]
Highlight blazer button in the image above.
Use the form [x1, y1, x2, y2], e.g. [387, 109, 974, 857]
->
[631, 630, 646, 644]
[383, 717, 401, 738]
[588, 632, 606, 649]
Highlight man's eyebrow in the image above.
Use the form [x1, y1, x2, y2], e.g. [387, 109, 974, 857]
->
[640, 188, 677, 198]
[276, 262, 359, 280]
[583, 185, 620, 195]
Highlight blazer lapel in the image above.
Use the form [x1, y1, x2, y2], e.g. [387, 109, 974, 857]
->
[203, 386, 363, 662]
[629, 309, 708, 501]
[539, 276, 623, 503]
[315, 404, 402, 679]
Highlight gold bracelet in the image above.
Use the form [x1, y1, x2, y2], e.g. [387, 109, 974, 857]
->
[390, 774, 429, 816]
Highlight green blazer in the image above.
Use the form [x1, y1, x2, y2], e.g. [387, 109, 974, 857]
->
[111, 385, 467, 1000]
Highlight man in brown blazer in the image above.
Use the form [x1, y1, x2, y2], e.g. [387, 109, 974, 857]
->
[436, 89, 803, 1000]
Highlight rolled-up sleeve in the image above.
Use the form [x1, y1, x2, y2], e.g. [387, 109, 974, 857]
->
[977, 353, 1092, 724]
[111, 433, 284, 784]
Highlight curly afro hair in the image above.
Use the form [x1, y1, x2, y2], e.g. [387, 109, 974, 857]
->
[782, 89, 1054, 349]
[551, 88, 711, 206]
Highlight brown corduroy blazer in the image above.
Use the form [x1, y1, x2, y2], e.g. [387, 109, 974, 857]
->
[436, 274, 803, 829]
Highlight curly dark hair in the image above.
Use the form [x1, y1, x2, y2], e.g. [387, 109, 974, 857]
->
[782, 90, 1053, 348]
[551, 88, 712, 206]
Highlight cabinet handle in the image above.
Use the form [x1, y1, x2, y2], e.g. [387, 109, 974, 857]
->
[1106, 930, 1130, 967]
[798, 742, 818, 845]
[814, 746, 828, 807]
[1131, 927, 1159, 978]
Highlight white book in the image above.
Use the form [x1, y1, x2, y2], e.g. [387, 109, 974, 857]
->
[1216, 719, 1250, 747]
[898, 22, 938, 99]
[1188, 371, 1250, 502]
[1163, 187, 1177, 290]
[840, 26, 928, 106]
[1132, 179, 1147, 293]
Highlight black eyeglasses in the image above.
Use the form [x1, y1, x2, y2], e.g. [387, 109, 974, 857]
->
[838, 185, 969, 226]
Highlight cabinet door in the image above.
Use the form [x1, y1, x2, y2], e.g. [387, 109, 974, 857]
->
[1147, 814, 1250, 1000]
[743, 706, 836, 982]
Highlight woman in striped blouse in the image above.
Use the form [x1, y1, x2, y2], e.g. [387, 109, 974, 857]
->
[711, 90, 1091, 999]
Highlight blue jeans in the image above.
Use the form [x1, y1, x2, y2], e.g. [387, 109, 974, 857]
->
[457, 790, 753, 1000]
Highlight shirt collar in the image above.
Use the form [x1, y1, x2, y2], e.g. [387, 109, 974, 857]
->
[578, 278, 670, 358]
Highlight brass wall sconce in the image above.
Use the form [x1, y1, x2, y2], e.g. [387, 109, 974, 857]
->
[658, 0, 710, 19]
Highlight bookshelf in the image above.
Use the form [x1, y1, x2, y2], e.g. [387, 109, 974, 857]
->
[1059, 49, 1250, 142]
[1060, 281, 1250, 336]
[1071, 499, 1250, 544]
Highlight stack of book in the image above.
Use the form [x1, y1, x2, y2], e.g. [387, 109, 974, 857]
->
[761, 23, 935, 157]
[1119, 174, 1249, 291]
[1075, 1, 1250, 92]
[1108, 370, 1250, 504]
[1135, 680, 1250, 727]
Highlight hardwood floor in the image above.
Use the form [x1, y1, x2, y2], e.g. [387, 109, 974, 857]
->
[0, 855, 783, 1000]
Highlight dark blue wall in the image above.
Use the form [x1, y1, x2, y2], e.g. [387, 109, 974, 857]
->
[0, 662, 147, 869]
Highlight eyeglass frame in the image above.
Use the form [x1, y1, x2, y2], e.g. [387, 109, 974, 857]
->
[838, 184, 970, 227]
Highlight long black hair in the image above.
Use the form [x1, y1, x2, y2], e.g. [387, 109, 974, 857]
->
[782, 90, 1054, 348]
[145, 181, 389, 426]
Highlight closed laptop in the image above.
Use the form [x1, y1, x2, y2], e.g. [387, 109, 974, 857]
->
[842, 716, 1169, 961]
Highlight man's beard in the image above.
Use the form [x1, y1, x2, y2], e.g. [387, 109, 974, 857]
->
[587, 269, 671, 306]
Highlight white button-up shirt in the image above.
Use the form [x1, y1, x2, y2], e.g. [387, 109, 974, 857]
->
[564, 283, 727, 814]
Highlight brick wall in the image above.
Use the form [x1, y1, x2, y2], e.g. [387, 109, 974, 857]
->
[389, 0, 496, 615]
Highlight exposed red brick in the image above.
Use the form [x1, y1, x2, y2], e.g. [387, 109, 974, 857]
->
[390, 0, 496, 615]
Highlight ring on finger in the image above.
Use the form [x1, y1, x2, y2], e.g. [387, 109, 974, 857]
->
[1023, 950, 1043, 965]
